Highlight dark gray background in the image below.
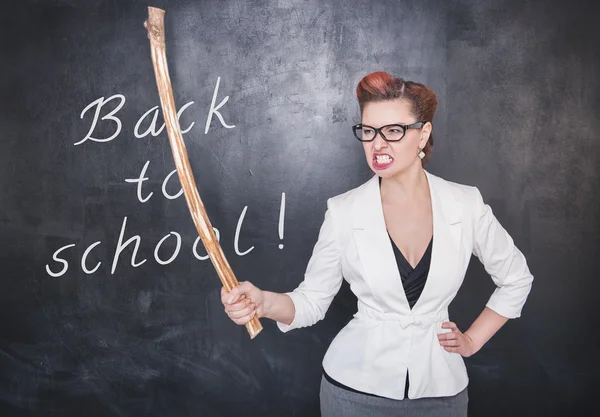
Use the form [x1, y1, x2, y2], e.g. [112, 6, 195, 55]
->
[1, 0, 598, 416]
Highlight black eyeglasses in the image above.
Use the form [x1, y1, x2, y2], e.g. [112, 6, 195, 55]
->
[352, 121, 426, 142]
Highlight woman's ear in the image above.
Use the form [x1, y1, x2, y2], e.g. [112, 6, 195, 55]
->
[420, 121, 432, 147]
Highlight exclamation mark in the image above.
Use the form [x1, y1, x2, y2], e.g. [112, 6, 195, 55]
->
[278, 192, 285, 249]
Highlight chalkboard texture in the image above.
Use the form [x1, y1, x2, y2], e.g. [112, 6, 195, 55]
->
[1, 0, 599, 416]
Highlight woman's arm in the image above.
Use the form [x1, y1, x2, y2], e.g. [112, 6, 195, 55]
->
[464, 306, 509, 354]
[442, 186, 534, 356]
[222, 283, 296, 326]
[440, 186, 534, 356]
[222, 197, 343, 331]
[470, 186, 534, 321]
[261, 291, 295, 325]
[438, 306, 509, 357]
[274, 198, 344, 332]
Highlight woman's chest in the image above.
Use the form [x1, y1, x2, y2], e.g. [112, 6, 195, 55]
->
[383, 201, 433, 269]
[338, 211, 474, 312]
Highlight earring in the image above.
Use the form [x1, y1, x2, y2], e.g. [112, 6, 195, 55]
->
[418, 149, 425, 159]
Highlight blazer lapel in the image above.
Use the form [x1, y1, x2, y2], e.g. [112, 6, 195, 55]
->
[412, 171, 462, 313]
[352, 175, 411, 312]
[351, 171, 463, 314]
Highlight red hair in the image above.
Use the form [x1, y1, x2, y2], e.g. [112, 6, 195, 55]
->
[356, 71, 438, 165]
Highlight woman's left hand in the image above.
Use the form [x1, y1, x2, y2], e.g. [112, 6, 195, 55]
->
[438, 321, 479, 358]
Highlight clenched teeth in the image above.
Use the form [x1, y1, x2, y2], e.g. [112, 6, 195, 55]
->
[375, 155, 393, 164]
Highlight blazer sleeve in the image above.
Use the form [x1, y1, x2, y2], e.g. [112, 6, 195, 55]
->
[276, 198, 343, 332]
[471, 187, 534, 319]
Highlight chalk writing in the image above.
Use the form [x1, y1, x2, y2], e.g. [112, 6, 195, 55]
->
[47, 77, 286, 278]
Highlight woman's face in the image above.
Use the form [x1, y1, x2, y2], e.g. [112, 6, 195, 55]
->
[361, 99, 431, 178]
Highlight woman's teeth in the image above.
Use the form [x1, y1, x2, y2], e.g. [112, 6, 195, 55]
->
[375, 155, 393, 164]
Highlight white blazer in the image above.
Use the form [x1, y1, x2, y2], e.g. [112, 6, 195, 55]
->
[276, 170, 534, 400]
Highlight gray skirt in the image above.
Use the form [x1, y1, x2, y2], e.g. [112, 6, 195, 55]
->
[319, 375, 468, 417]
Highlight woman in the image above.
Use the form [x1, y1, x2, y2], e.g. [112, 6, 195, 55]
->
[221, 71, 534, 417]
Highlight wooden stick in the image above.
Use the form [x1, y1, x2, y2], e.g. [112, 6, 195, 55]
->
[144, 7, 262, 339]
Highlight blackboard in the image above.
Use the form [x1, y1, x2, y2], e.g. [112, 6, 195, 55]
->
[1, 0, 599, 416]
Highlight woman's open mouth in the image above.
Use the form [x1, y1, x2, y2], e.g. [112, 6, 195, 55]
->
[373, 153, 394, 170]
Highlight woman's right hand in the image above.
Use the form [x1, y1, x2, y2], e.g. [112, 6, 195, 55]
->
[221, 281, 265, 326]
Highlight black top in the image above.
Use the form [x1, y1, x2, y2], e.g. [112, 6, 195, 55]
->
[323, 177, 433, 399]
[391, 232, 433, 310]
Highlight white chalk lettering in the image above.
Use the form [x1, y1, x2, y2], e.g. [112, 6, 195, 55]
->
[153, 232, 182, 265]
[162, 169, 183, 200]
[46, 244, 76, 278]
[205, 77, 235, 134]
[134, 101, 195, 139]
[134, 106, 164, 138]
[234, 206, 254, 256]
[81, 241, 102, 274]
[111, 216, 147, 274]
[177, 101, 195, 134]
[192, 228, 221, 260]
[75, 94, 126, 145]
[279, 192, 286, 249]
[125, 160, 154, 203]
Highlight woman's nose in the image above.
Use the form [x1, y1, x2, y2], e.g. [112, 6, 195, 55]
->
[373, 132, 387, 150]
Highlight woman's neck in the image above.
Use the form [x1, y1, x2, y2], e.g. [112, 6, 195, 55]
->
[380, 164, 429, 203]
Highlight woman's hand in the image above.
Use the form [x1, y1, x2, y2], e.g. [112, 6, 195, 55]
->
[438, 321, 479, 357]
[221, 281, 265, 326]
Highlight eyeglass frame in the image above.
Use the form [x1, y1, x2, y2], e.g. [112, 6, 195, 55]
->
[352, 121, 427, 142]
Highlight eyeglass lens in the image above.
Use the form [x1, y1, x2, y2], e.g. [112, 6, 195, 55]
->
[356, 125, 405, 141]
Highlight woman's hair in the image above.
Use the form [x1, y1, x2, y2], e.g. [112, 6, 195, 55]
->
[356, 71, 438, 165]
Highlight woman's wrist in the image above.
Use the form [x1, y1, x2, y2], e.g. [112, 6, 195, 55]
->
[463, 331, 481, 355]
[261, 291, 274, 319]
[260, 291, 295, 325]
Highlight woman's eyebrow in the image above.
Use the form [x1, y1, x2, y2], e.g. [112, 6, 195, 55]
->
[363, 122, 408, 126]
